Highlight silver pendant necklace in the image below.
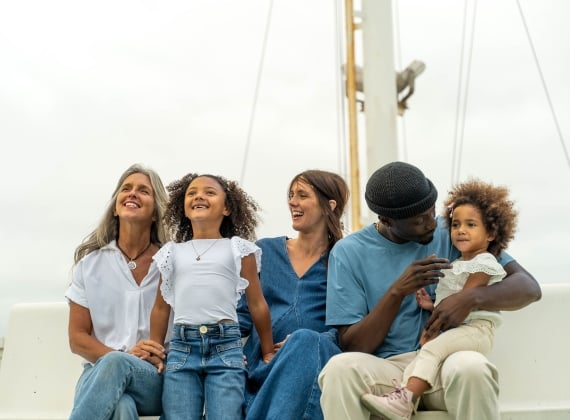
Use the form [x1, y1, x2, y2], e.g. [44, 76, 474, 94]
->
[117, 241, 151, 270]
[190, 238, 220, 261]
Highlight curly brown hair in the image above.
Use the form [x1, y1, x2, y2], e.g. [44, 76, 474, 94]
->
[164, 173, 260, 242]
[442, 178, 518, 256]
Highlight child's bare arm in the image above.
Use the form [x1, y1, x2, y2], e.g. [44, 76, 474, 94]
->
[149, 277, 171, 373]
[463, 271, 492, 289]
[242, 254, 274, 362]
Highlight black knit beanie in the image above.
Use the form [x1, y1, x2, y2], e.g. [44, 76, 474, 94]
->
[364, 161, 438, 219]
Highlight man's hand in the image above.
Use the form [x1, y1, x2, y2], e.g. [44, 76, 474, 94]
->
[392, 254, 451, 297]
[423, 290, 474, 341]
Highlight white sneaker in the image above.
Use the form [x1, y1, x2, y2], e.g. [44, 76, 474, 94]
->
[361, 385, 416, 420]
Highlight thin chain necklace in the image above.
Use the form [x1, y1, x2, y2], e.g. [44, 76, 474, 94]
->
[190, 238, 221, 261]
[375, 222, 383, 235]
[375, 221, 388, 236]
[117, 241, 151, 270]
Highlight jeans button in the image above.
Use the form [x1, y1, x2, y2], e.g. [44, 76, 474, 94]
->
[199, 325, 208, 334]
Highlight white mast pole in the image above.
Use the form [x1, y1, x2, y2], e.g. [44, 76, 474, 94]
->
[361, 0, 399, 224]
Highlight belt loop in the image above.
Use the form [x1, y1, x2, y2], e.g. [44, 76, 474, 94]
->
[219, 322, 224, 337]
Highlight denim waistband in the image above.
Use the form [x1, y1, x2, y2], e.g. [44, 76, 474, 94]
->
[172, 321, 241, 339]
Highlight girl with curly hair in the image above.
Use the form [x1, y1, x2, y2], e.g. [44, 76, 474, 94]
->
[362, 178, 518, 420]
[150, 173, 274, 420]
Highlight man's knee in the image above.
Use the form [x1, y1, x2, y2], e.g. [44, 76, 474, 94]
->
[319, 353, 353, 385]
[442, 351, 499, 385]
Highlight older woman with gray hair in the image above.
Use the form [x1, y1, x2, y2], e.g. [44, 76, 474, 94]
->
[66, 163, 170, 420]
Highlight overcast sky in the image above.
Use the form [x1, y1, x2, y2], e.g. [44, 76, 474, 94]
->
[1, 0, 569, 337]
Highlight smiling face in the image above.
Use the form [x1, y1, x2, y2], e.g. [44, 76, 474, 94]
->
[184, 176, 230, 226]
[287, 180, 328, 234]
[450, 204, 494, 260]
[114, 172, 155, 225]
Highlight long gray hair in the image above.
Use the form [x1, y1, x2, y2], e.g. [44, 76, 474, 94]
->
[73, 163, 169, 264]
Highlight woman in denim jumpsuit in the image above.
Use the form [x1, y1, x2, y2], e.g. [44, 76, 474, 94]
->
[237, 169, 350, 420]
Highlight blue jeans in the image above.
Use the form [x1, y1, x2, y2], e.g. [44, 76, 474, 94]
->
[244, 328, 341, 420]
[163, 322, 245, 420]
[70, 351, 163, 420]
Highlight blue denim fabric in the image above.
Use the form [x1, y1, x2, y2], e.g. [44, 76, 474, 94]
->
[162, 322, 245, 420]
[70, 351, 163, 420]
[237, 237, 342, 419]
[244, 328, 340, 420]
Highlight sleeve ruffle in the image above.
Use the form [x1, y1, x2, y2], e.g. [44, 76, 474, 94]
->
[230, 236, 261, 303]
[451, 252, 506, 279]
[153, 241, 175, 306]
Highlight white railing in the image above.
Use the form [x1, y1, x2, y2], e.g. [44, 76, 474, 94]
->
[1, 284, 569, 419]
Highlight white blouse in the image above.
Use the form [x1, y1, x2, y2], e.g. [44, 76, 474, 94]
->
[436, 252, 506, 325]
[65, 240, 161, 355]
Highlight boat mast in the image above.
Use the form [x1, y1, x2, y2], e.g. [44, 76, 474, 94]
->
[344, 0, 399, 229]
[343, 0, 362, 231]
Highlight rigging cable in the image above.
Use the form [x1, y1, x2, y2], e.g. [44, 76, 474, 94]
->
[516, 0, 570, 170]
[451, 0, 477, 185]
[240, 0, 274, 186]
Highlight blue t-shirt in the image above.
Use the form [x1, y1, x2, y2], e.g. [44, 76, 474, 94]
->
[326, 218, 513, 358]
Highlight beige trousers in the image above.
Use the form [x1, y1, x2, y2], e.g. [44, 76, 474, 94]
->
[404, 319, 495, 387]
[318, 349, 500, 420]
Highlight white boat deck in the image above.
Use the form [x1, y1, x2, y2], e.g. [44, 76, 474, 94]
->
[0, 283, 569, 419]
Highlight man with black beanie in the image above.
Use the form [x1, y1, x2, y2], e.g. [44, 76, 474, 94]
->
[318, 161, 540, 420]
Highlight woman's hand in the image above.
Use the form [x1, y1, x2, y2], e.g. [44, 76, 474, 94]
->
[129, 339, 166, 372]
